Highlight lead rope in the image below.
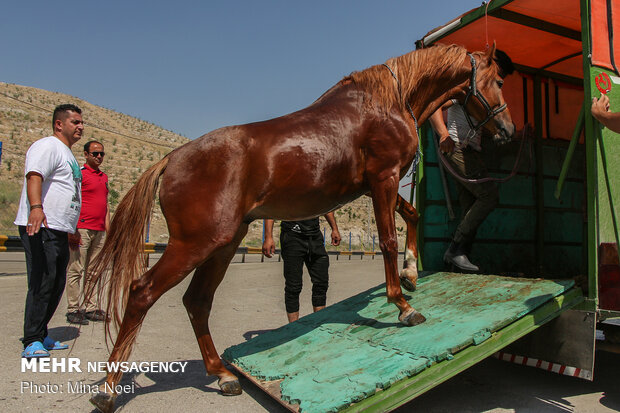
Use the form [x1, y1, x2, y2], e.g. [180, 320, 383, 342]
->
[461, 56, 478, 149]
[458, 108, 479, 150]
[437, 124, 533, 184]
[382, 63, 422, 178]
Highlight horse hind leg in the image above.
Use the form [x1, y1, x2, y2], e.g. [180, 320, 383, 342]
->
[90, 242, 210, 413]
[396, 194, 419, 292]
[182, 224, 248, 396]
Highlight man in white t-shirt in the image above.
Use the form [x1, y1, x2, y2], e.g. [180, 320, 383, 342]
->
[15, 104, 83, 358]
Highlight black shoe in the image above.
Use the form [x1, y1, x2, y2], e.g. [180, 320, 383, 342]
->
[85, 310, 107, 322]
[66, 311, 89, 325]
[443, 240, 459, 265]
[443, 241, 480, 272]
[449, 253, 479, 272]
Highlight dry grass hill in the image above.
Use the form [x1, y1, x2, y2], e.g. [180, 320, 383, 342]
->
[0, 82, 405, 250]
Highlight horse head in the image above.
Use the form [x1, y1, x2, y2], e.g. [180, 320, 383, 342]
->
[462, 43, 515, 144]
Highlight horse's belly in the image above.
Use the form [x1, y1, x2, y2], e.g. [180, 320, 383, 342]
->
[250, 186, 367, 221]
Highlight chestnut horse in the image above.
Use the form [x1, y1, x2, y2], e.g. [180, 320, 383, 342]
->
[89, 43, 514, 412]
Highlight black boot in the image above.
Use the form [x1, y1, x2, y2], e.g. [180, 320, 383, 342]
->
[443, 240, 479, 272]
[460, 230, 477, 256]
[443, 240, 458, 263]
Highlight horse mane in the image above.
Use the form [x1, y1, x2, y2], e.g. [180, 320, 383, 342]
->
[344, 43, 496, 113]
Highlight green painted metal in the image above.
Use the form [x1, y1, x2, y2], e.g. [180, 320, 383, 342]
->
[595, 100, 620, 247]
[574, 298, 598, 312]
[459, 0, 514, 26]
[342, 287, 584, 413]
[596, 128, 620, 249]
[223, 273, 576, 413]
[599, 309, 620, 320]
[415, 0, 514, 48]
[534, 75, 545, 274]
[555, 104, 585, 199]
[581, 0, 599, 302]
[588, 63, 620, 265]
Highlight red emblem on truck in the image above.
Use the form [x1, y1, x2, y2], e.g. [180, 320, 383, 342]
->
[595, 72, 612, 94]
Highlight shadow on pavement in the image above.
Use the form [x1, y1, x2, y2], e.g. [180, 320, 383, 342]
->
[88, 359, 287, 412]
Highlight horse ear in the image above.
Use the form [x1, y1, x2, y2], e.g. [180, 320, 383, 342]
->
[485, 42, 497, 64]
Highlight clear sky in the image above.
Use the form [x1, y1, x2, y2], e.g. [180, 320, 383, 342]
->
[1, 1, 483, 139]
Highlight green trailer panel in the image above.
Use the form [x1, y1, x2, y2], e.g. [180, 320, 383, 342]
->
[590, 66, 620, 247]
[223, 273, 582, 413]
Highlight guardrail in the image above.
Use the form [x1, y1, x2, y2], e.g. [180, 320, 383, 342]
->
[0, 235, 24, 252]
[1, 236, 386, 260]
[238, 246, 275, 263]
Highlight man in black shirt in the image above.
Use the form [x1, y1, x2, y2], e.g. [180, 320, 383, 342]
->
[263, 213, 341, 322]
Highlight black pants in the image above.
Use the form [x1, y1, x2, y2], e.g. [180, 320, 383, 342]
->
[19, 226, 69, 348]
[445, 146, 499, 243]
[280, 231, 329, 313]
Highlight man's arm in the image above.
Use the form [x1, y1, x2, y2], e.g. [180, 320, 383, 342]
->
[105, 204, 111, 233]
[324, 212, 341, 246]
[105, 176, 111, 232]
[428, 101, 455, 153]
[68, 230, 81, 250]
[592, 94, 620, 133]
[262, 219, 276, 257]
[25, 172, 47, 236]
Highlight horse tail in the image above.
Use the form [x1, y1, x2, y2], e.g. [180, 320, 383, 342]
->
[89, 156, 169, 344]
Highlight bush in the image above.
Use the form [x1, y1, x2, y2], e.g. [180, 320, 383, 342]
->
[0, 181, 22, 235]
[109, 188, 120, 208]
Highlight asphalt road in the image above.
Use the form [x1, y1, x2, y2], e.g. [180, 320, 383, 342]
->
[0, 252, 618, 413]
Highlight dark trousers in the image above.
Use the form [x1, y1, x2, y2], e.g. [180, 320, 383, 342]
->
[445, 146, 499, 244]
[280, 231, 329, 313]
[19, 226, 69, 348]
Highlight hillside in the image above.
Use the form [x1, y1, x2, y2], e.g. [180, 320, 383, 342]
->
[0, 82, 406, 250]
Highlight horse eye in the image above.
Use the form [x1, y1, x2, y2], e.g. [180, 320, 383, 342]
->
[497, 80, 504, 89]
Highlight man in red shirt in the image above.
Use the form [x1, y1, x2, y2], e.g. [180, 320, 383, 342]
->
[66, 140, 110, 324]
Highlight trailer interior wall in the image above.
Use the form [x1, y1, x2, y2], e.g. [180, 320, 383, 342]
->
[416, 0, 590, 285]
[416, 0, 620, 312]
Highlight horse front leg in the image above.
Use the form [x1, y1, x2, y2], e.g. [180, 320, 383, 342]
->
[396, 194, 419, 292]
[369, 176, 426, 326]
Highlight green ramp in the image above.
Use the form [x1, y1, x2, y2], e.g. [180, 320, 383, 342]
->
[223, 272, 581, 413]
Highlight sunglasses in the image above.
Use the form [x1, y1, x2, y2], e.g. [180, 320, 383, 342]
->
[89, 152, 105, 157]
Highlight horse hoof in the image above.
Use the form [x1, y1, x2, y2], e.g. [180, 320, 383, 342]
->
[399, 275, 417, 292]
[90, 391, 117, 413]
[398, 308, 426, 326]
[399, 267, 418, 292]
[219, 379, 242, 396]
